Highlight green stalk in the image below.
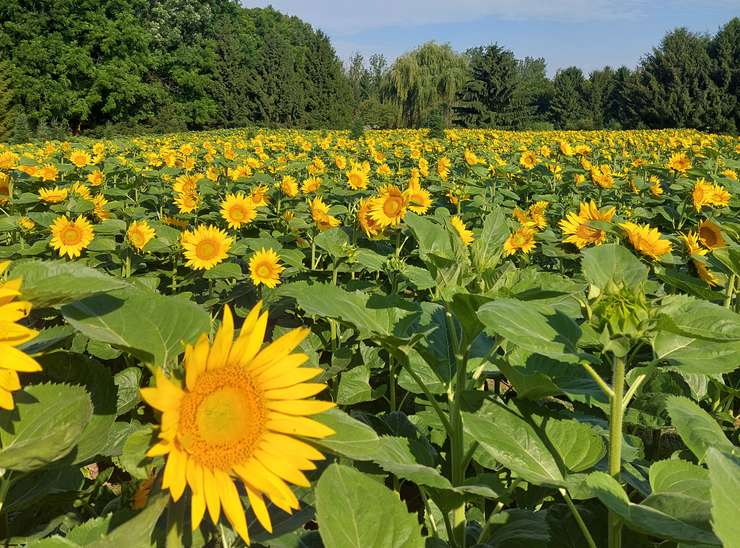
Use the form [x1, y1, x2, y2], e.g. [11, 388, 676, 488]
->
[608, 355, 626, 548]
[560, 488, 597, 548]
[724, 273, 736, 309]
[446, 309, 468, 548]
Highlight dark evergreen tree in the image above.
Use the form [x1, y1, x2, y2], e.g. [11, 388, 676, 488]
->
[550, 67, 591, 129]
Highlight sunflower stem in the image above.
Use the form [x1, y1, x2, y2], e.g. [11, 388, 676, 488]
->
[560, 488, 597, 548]
[724, 273, 736, 309]
[608, 354, 626, 548]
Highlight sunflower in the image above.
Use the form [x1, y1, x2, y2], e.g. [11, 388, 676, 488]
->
[91, 194, 110, 220]
[0, 173, 9, 205]
[220, 193, 257, 229]
[141, 303, 334, 543]
[369, 185, 408, 229]
[280, 176, 299, 198]
[249, 248, 284, 288]
[667, 152, 691, 174]
[18, 217, 35, 231]
[694, 260, 720, 286]
[464, 149, 482, 166]
[437, 156, 451, 180]
[620, 222, 672, 260]
[181, 225, 233, 270]
[39, 164, 58, 182]
[591, 165, 614, 189]
[69, 150, 92, 168]
[0, 262, 42, 410]
[697, 219, 725, 250]
[301, 177, 322, 194]
[503, 227, 537, 256]
[519, 151, 538, 170]
[357, 198, 382, 238]
[559, 200, 616, 249]
[405, 179, 432, 214]
[249, 185, 270, 208]
[692, 179, 731, 211]
[50, 215, 95, 259]
[309, 197, 340, 232]
[346, 165, 369, 191]
[680, 231, 707, 257]
[175, 192, 201, 214]
[127, 220, 156, 251]
[39, 186, 69, 203]
[87, 169, 104, 187]
[450, 216, 474, 246]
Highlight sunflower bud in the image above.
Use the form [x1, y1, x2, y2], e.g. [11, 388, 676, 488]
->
[590, 280, 650, 343]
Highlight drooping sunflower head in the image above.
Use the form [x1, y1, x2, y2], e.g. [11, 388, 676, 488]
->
[503, 226, 537, 256]
[619, 222, 672, 260]
[680, 231, 707, 257]
[50, 215, 95, 259]
[450, 216, 474, 246]
[0, 261, 42, 410]
[357, 198, 383, 238]
[181, 225, 233, 270]
[141, 303, 334, 544]
[39, 186, 69, 203]
[697, 219, 726, 250]
[127, 220, 156, 251]
[220, 193, 257, 229]
[249, 248, 285, 288]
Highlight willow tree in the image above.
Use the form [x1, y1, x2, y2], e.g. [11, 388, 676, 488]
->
[383, 42, 467, 127]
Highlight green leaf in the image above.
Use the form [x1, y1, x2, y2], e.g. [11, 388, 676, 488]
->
[336, 365, 373, 405]
[315, 464, 424, 548]
[202, 262, 243, 280]
[581, 244, 648, 288]
[544, 419, 606, 473]
[653, 330, 740, 374]
[477, 298, 582, 362]
[39, 352, 118, 464]
[471, 207, 508, 273]
[114, 367, 142, 415]
[313, 409, 382, 460]
[665, 396, 735, 461]
[276, 281, 420, 339]
[462, 401, 564, 486]
[0, 383, 92, 471]
[10, 260, 128, 308]
[649, 459, 710, 499]
[658, 294, 740, 342]
[88, 492, 169, 548]
[314, 228, 350, 257]
[61, 288, 210, 367]
[118, 425, 155, 480]
[706, 448, 740, 547]
[586, 471, 719, 545]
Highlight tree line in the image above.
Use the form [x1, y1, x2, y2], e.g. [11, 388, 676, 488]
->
[0, 1, 737, 141]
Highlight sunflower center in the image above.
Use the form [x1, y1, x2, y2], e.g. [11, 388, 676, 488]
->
[256, 263, 272, 278]
[230, 206, 245, 221]
[700, 228, 719, 247]
[383, 196, 403, 217]
[196, 239, 218, 260]
[61, 226, 83, 245]
[177, 366, 265, 470]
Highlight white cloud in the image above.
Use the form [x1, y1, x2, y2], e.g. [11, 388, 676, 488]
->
[243, 0, 649, 35]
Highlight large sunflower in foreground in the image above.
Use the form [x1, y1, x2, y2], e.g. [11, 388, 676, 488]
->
[141, 304, 334, 543]
[181, 225, 233, 270]
[50, 215, 95, 258]
[0, 262, 42, 409]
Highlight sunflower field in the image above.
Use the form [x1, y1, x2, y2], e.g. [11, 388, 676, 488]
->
[0, 128, 739, 548]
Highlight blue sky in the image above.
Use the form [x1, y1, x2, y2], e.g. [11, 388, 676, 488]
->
[243, 1, 739, 76]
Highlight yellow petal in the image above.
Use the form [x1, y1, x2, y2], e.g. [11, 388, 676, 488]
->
[186, 456, 204, 495]
[191, 491, 206, 531]
[233, 460, 299, 511]
[261, 432, 325, 462]
[0, 369, 20, 392]
[163, 449, 188, 502]
[146, 441, 172, 457]
[207, 306, 234, 370]
[259, 367, 322, 390]
[215, 469, 249, 543]
[202, 467, 222, 525]
[0, 388, 14, 410]
[233, 311, 269, 368]
[185, 334, 210, 390]
[267, 413, 335, 439]
[0, 345, 42, 372]
[249, 328, 309, 372]
[0, 321, 37, 345]
[264, 383, 327, 401]
[245, 485, 272, 533]
[255, 450, 310, 487]
[140, 369, 183, 412]
[265, 399, 335, 416]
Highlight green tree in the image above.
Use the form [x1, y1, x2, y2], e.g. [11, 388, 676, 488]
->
[708, 17, 740, 132]
[550, 67, 591, 129]
[626, 28, 723, 130]
[0, 61, 15, 141]
[384, 42, 467, 127]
